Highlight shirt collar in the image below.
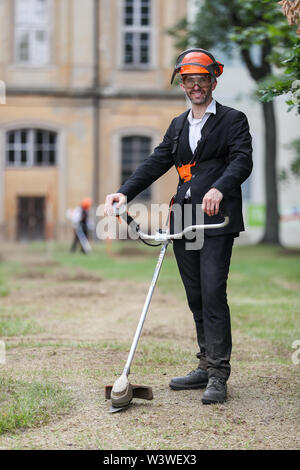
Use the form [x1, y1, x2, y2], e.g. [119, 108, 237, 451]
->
[188, 99, 216, 124]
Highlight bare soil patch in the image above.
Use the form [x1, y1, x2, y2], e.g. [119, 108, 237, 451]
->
[272, 278, 300, 292]
[53, 270, 103, 283]
[117, 246, 172, 258]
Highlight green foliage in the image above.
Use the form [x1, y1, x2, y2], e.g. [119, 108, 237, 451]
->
[279, 138, 300, 182]
[258, 74, 294, 101]
[291, 154, 300, 177]
[168, 0, 300, 111]
[169, 0, 287, 53]
[259, 43, 300, 113]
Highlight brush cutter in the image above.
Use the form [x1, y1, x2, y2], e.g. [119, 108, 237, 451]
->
[75, 224, 92, 254]
[66, 208, 92, 254]
[105, 203, 229, 413]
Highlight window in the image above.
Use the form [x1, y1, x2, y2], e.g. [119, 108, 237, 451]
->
[15, 0, 51, 65]
[121, 136, 151, 200]
[6, 129, 57, 167]
[123, 0, 152, 67]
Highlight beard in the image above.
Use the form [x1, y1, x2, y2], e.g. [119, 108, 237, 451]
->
[187, 84, 213, 105]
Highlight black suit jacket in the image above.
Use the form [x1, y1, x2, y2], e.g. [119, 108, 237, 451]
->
[118, 102, 253, 236]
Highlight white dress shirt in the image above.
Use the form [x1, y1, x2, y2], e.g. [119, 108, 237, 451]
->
[187, 99, 216, 153]
[184, 99, 217, 198]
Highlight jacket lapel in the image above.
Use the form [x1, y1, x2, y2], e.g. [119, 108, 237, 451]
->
[193, 102, 231, 161]
[178, 118, 194, 165]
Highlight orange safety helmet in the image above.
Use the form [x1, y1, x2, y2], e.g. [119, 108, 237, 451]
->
[171, 48, 224, 84]
[81, 198, 92, 210]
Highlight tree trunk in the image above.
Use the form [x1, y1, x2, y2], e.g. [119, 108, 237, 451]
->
[260, 100, 280, 244]
[239, 46, 280, 244]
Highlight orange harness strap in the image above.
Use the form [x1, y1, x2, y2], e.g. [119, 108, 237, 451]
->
[177, 162, 196, 183]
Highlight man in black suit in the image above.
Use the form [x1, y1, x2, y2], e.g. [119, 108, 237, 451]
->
[104, 49, 253, 404]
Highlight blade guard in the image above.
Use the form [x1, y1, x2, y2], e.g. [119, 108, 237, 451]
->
[105, 384, 153, 401]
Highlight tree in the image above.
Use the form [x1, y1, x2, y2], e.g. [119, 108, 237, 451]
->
[168, 0, 299, 244]
[258, 43, 300, 115]
[258, 2, 300, 182]
[258, 0, 300, 114]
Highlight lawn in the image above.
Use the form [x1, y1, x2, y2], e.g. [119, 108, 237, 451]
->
[48, 241, 300, 358]
[0, 241, 299, 449]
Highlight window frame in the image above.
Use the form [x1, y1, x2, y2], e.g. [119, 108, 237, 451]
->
[122, 0, 153, 69]
[121, 135, 152, 200]
[6, 128, 57, 168]
[14, 0, 52, 67]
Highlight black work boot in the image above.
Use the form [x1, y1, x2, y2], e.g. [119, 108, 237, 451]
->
[169, 367, 208, 390]
[201, 377, 227, 404]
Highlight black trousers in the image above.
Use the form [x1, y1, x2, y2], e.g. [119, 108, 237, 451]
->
[173, 233, 234, 381]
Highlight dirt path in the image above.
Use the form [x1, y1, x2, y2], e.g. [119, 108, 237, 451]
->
[0, 246, 299, 450]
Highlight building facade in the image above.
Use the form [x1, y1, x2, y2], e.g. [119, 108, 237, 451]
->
[0, 0, 188, 241]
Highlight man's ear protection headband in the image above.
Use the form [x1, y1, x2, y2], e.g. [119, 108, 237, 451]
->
[170, 48, 224, 84]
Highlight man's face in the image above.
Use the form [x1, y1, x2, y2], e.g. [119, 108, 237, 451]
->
[180, 74, 217, 105]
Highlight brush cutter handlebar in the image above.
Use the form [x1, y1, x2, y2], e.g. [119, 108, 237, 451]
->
[112, 203, 229, 242]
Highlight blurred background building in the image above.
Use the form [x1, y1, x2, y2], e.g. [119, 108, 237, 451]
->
[0, 0, 299, 245]
[0, 0, 187, 241]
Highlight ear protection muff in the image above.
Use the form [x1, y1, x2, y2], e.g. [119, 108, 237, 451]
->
[170, 48, 224, 84]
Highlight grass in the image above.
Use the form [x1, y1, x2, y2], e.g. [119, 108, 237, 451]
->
[0, 318, 40, 337]
[228, 245, 300, 350]
[0, 268, 10, 297]
[0, 258, 42, 336]
[5, 340, 131, 351]
[0, 376, 73, 435]
[0, 304, 42, 337]
[138, 341, 192, 366]
[44, 241, 300, 357]
[0, 285, 10, 297]
[2, 241, 300, 355]
[0, 241, 299, 447]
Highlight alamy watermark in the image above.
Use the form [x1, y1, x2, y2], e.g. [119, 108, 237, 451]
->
[0, 80, 6, 105]
[291, 339, 300, 365]
[0, 341, 5, 364]
[96, 201, 205, 250]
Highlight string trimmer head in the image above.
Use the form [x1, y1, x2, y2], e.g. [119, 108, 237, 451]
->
[105, 375, 153, 413]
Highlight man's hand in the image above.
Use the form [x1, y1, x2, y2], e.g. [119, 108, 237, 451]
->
[104, 193, 126, 216]
[202, 188, 223, 216]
